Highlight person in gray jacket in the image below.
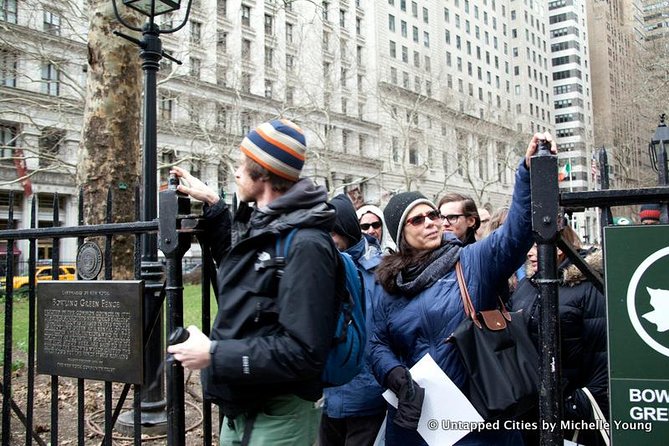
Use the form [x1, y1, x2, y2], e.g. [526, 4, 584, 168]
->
[168, 119, 340, 446]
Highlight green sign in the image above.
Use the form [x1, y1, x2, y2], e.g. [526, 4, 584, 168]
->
[605, 225, 669, 445]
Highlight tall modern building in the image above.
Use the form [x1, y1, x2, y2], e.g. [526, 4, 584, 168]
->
[546, 0, 598, 241]
[2, 0, 561, 266]
[587, 0, 650, 190]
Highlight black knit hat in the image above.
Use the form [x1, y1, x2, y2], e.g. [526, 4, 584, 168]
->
[329, 194, 362, 247]
[383, 191, 437, 246]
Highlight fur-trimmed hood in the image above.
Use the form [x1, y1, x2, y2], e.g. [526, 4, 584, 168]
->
[561, 248, 603, 287]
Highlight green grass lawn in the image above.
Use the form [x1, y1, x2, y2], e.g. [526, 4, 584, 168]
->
[0, 284, 217, 364]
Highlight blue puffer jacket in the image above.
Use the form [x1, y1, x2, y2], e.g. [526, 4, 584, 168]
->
[370, 160, 533, 445]
[324, 235, 387, 418]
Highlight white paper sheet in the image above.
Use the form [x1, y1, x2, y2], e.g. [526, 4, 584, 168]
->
[382, 353, 483, 446]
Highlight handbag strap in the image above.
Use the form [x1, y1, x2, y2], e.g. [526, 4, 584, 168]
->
[455, 262, 512, 328]
[455, 262, 481, 328]
[582, 387, 610, 445]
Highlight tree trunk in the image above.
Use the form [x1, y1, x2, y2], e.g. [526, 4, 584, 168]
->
[78, 1, 142, 279]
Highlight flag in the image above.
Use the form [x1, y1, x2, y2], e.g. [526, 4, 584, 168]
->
[558, 162, 571, 182]
[13, 148, 32, 196]
[591, 154, 599, 182]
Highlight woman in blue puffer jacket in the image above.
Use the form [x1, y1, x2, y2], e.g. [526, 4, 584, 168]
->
[369, 133, 555, 445]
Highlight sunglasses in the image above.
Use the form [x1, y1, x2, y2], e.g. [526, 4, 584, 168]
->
[405, 210, 441, 227]
[360, 221, 382, 230]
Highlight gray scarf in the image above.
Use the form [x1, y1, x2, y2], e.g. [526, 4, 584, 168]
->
[396, 242, 461, 297]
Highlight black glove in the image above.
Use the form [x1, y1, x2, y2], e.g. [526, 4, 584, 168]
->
[387, 366, 425, 431]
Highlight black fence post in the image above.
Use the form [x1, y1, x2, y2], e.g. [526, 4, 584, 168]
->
[159, 175, 193, 446]
[530, 139, 562, 445]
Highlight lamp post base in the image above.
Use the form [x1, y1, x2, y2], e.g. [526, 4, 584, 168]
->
[115, 399, 168, 436]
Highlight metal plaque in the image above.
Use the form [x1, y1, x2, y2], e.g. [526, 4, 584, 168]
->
[76, 242, 103, 280]
[37, 281, 144, 384]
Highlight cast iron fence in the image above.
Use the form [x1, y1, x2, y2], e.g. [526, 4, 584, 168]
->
[0, 187, 217, 446]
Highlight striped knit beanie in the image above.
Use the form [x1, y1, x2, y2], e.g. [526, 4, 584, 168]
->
[240, 119, 306, 181]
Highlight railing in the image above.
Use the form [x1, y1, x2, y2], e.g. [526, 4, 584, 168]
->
[0, 186, 217, 446]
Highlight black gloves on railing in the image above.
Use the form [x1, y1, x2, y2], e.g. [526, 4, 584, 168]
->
[387, 366, 425, 430]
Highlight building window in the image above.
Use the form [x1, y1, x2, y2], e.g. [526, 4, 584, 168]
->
[241, 5, 251, 26]
[218, 0, 226, 17]
[1, 0, 17, 23]
[190, 21, 202, 45]
[41, 63, 59, 96]
[0, 49, 17, 87]
[217, 31, 228, 53]
[264, 14, 273, 35]
[43, 9, 61, 35]
[265, 46, 273, 68]
[216, 105, 229, 129]
[286, 54, 295, 72]
[390, 66, 397, 84]
[356, 17, 361, 35]
[409, 147, 418, 165]
[159, 94, 173, 120]
[323, 31, 330, 51]
[242, 39, 251, 61]
[322, 1, 329, 21]
[189, 57, 201, 78]
[240, 112, 251, 135]
[389, 41, 396, 58]
[0, 122, 18, 162]
[188, 100, 201, 124]
[339, 9, 346, 27]
[286, 86, 294, 105]
[401, 20, 407, 37]
[241, 72, 251, 93]
[391, 136, 399, 162]
[388, 14, 395, 32]
[264, 79, 273, 99]
[286, 23, 294, 43]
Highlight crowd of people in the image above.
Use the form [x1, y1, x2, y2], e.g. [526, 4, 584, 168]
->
[166, 118, 661, 446]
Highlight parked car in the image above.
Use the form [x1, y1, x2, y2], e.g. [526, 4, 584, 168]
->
[1, 265, 76, 291]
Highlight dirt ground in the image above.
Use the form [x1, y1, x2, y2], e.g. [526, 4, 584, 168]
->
[5, 357, 219, 445]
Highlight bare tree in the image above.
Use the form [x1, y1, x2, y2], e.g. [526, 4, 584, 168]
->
[77, 0, 142, 277]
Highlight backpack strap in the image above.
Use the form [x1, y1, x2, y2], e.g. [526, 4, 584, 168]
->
[274, 228, 299, 278]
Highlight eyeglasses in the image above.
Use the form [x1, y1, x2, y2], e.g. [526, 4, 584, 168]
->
[360, 221, 382, 231]
[405, 210, 442, 227]
[441, 214, 467, 225]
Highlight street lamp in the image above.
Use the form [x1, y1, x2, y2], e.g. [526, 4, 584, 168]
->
[110, 0, 192, 443]
[123, 0, 181, 16]
[649, 113, 669, 186]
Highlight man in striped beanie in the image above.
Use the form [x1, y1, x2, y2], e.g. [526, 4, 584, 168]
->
[169, 119, 340, 445]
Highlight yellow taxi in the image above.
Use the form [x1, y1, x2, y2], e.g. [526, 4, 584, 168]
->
[1, 265, 76, 291]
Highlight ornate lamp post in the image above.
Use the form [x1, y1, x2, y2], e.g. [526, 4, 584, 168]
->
[111, 0, 192, 440]
[649, 113, 669, 187]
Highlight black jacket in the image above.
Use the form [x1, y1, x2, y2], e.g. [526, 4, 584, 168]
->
[200, 179, 340, 417]
[509, 249, 608, 445]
